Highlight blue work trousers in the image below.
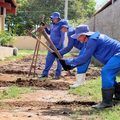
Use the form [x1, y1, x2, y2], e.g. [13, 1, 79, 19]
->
[101, 55, 120, 89]
[42, 51, 62, 77]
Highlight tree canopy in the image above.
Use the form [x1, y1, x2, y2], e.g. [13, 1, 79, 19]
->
[6, 0, 96, 35]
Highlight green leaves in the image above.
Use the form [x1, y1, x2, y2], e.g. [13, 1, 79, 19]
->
[0, 31, 14, 46]
[5, 0, 95, 35]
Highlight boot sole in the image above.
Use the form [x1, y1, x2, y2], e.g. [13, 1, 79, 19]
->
[92, 105, 113, 109]
[113, 100, 120, 106]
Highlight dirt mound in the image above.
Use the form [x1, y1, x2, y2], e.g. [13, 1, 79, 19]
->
[0, 100, 96, 110]
[0, 69, 29, 74]
[86, 67, 101, 80]
[0, 55, 101, 81]
[0, 56, 32, 74]
[0, 101, 53, 108]
[56, 100, 96, 106]
[0, 78, 70, 90]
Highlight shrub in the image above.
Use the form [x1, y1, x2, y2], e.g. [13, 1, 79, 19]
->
[0, 31, 14, 46]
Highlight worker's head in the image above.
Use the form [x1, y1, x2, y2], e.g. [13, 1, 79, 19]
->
[60, 20, 69, 32]
[50, 12, 61, 23]
[71, 25, 94, 42]
[61, 25, 69, 32]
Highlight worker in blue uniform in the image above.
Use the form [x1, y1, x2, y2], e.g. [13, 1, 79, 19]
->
[39, 12, 67, 80]
[58, 24, 120, 109]
[60, 24, 91, 88]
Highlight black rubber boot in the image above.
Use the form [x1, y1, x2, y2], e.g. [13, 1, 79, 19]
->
[38, 74, 48, 80]
[53, 76, 60, 80]
[92, 88, 114, 109]
[114, 82, 120, 100]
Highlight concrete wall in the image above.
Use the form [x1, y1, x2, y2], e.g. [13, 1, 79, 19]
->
[13, 35, 69, 51]
[12, 36, 47, 50]
[0, 47, 13, 59]
[86, 0, 120, 40]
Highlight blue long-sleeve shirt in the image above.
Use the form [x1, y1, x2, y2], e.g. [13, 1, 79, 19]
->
[60, 27, 84, 55]
[65, 32, 120, 66]
[45, 19, 67, 49]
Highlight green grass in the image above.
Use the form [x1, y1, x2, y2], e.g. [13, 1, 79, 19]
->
[5, 49, 34, 61]
[0, 86, 32, 100]
[70, 77, 120, 120]
[70, 77, 102, 101]
[1, 49, 73, 62]
[4, 49, 47, 61]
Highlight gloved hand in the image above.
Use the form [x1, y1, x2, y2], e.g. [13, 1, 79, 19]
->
[52, 52, 58, 58]
[59, 59, 75, 71]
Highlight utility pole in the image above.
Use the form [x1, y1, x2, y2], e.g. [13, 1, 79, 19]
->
[112, 0, 114, 4]
[64, 0, 68, 19]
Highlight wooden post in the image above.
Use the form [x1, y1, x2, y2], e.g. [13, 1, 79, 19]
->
[0, 15, 5, 31]
[42, 30, 62, 59]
